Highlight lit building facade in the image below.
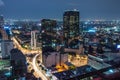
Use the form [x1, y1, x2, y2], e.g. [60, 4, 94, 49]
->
[31, 30, 39, 50]
[0, 40, 14, 58]
[42, 52, 68, 67]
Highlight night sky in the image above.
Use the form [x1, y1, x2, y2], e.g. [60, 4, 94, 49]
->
[0, 0, 120, 20]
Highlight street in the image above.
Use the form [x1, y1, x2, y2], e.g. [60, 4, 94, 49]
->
[32, 54, 48, 80]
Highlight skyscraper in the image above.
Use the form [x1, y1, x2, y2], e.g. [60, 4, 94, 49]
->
[41, 19, 61, 67]
[41, 19, 58, 51]
[63, 10, 80, 39]
[0, 16, 8, 40]
[0, 27, 8, 40]
[0, 15, 4, 27]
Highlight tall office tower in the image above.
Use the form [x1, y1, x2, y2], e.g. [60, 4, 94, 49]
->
[41, 33, 58, 67]
[0, 16, 8, 40]
[0, 40, 14, 59]
[63, 10, 80, 40]
[41, 19, 61, 66]
[41, 19, 57, 33]
[0, 15, 4, 27]
[31, 30, 39, 50]
[41, 19, 58, 50]
[0, 27, 8, 40]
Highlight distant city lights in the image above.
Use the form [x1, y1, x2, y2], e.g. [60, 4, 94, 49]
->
[4, 26, 10, 30]
[117, 45, 120, 49]
[88, 29, 96, 32]
[109, 69, 114, 73]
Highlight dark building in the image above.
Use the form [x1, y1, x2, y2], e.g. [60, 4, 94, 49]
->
[41, 19, 62, 67]
[10, 48, 27, 79]
[41, 19, 59, 51]
[41, 33, 57, 52]
[63, 10, 80, 40]
[0, 15, 4, 27]
[41, 19, 57, 33]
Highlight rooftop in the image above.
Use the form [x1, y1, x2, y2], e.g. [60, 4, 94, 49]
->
[53, 65, 96, 80]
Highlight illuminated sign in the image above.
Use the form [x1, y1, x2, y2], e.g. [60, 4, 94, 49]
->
[117, 45, 120, 49]
[88, 29, 96, 32]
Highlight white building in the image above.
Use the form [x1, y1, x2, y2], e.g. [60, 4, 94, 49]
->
[31, 30, 39, 50]
[42, 52, 68, 67]
[0, 40, 14, 58]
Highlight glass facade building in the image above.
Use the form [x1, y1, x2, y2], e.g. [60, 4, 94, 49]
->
[63, 10, 80, 39]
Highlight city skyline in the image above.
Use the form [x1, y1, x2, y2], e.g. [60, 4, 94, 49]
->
[1, 2, 120, 79]
[0, 0, 120, 20]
